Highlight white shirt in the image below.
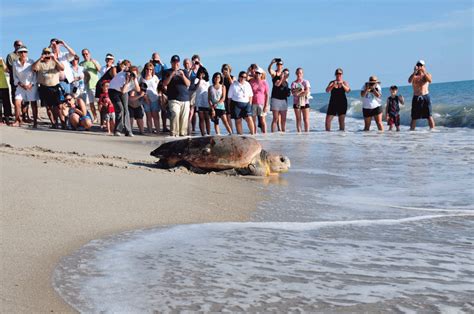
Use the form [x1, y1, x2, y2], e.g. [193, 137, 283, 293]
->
[228, 80, 253, 102]
[361, 83, 382, 109]
[99, 65, 111, 78]
[57, 50, 74, 83]
[195, 80, 210, 108]
[13, 59, 37, 85]
[140, 75, 159, 102]
[109, 71, 135, 93]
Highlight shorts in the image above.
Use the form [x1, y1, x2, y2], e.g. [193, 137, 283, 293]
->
[326, 101, 348, 116]
[270, 98, 288, 111]
[387, 114, 400, 127]
[83, 88, 96, 104]
[79, 111, 93, 122]
[197, 107, 210, 112]
[15, 85, 39, 102]
[143, 100, 160, 113]
[231, 100, 252, 119]
[293, 104, 310, 110]
[252, 104, 264, 117]
[128, 106, 144, 119]
[212, 109, 226, 124]
[189, 91, 197, 107]
[104, 112, 115, 121]
[411, 94, 432, 119]
[362, 106, 383, 117]
[39, 85, 61, 107]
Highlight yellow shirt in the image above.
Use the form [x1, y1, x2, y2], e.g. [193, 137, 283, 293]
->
[36, 60, 60, 86]
[0, 62, 8, 89]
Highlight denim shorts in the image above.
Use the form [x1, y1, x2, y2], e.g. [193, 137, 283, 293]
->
[231, 100, 252, 119]
[143, 100, 160, 113]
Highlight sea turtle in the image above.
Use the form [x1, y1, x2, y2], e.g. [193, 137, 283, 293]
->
[150, 136, 290, 176]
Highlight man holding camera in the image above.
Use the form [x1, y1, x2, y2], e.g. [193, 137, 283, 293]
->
[408, 60, 434, 130]
[49, 38, 76, 94]
[163, 55, 190, 137]
[32, 48, 65, 128]
[150, 53, 168, 80]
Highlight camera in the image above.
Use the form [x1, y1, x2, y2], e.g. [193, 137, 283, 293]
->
[274, 58, 282, 63]
[129, 72, 136, 79]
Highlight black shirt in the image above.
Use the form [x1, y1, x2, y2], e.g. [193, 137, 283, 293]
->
[271, 75, 290, 100]
[165, 69, 190, 102]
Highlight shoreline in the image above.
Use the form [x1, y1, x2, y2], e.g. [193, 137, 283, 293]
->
[0, 125, 262, 312]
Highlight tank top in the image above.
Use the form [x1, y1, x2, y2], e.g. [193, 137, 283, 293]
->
[209, 85, 225, 110]
[328, 85, 347, 106]
[387, 95, 400, 116]
[95, 66, 115, 98]
[223, 75, 233, 98]
[271, 75, 290, 100]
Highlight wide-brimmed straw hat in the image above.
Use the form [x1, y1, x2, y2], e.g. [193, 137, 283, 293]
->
[366, 75, 380, 84]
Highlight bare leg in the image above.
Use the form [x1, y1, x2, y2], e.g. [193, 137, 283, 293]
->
[410, 119, 416, 131]
[375, 113, 384, 131]
[259, 116, 267, 134]
[235, 118, 243, 135]
[31, 101, 38, 128]
[428, 117, 435, 129]
[302, 108, 310, 132]
[271, 110, 279, 132]
[252, 115, 257, 134]
[89, 102, 97, 121]
[280, 110, 287, 132]
[245, 116, 255, 135]
[198, 111, 205, 136]
[338, 114, 345, 131]
[205, 112, 211, 135]
[364, 117, 372, 131]
[325, 114, 334, 131]
[46, 106, 55, 126]
[152, 111, 160, 133]
[221, 115, 232, 134]
[161, 110, 167, 132]
[12, 99, 22, 126]
[137, 119, 144, 133]
[188, 106, 195, 134]
[294, 108, 301, 132]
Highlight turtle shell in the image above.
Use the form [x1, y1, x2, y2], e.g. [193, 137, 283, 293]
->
[151, 136, 262, 170]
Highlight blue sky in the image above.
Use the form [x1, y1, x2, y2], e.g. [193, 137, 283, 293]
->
[1, 0, 472, 92]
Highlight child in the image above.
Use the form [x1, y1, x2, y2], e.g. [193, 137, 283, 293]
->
[128, 82, 147, 135]
[208, 72, 232, 135]
[98, 81, 115, 135]
[385, 85, 405, 131]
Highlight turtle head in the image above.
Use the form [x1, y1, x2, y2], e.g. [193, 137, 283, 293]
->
[263, 151, 291, 175]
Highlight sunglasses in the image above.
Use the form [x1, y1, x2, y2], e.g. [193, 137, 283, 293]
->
[240, 75, 247, 79]
[19, 51, 28, 54]
[66, 98, 73, 102]
[416, 63, 424, 67]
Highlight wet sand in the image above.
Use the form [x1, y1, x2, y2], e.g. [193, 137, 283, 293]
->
[0, 125, 261, 312]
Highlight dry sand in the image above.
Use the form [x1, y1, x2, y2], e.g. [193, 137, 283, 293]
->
[0, 124, 262, 312]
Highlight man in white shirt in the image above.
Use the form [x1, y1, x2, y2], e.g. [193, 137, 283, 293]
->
[12, 46, 39, 127]
[50, 38, 76, 94]
[227, 71, 255, 135]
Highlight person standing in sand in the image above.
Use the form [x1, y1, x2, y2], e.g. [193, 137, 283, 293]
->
[32, 47, 65, 128]
[227, 71, 255, 135]
[408, 60, 434, 130]
[360, 75, 384, 131]
[80, 49, 101, 122]
[268, 58, 290, 132]
[163, 55, 191, 137]
[325, 68, 351, 131]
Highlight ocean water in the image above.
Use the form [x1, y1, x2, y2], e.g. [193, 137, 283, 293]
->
[54, 81, 474, 312]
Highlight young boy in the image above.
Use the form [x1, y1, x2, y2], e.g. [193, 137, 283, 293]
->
[98, 80, 115, 135]
[385, 85, 404, 131]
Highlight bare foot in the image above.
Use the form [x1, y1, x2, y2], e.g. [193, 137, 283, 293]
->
[10, 121, 22, 127]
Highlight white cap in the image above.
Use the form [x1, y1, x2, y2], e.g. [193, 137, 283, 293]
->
[417, 60, 425, 66]
[255, 67, 264, 74]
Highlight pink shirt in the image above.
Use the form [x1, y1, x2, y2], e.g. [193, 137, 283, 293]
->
[249, 79, 269, 105]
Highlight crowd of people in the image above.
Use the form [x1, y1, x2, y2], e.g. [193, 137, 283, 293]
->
[0, 38, 435, 136]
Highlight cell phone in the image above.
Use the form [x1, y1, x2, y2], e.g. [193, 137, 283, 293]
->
[274, 58, 281, 63]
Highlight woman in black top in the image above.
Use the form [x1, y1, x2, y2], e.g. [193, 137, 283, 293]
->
[325, 68, 351, 131]
[268, 58, 290, 132]
[221, 64, 234, 132]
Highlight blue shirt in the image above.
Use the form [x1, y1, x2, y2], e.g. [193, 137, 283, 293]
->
[154, 63, 168, 80]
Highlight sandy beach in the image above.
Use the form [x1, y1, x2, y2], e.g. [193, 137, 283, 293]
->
[0, 124, 261, 312]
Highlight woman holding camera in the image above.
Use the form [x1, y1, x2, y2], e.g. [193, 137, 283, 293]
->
[268, 58, 290, 132]
[108, 62, 140, 136]
[325, 68, 351, 131]
[360, 75, 384, 131]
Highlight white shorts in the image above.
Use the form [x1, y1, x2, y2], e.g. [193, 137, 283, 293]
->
[15, 85, 39, 102]
[82, 88, 96, 104]
[252, 104, 265, 117]
[270, 98, 288, 111]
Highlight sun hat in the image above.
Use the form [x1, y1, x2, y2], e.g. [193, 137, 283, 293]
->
[16, 46, 28, 53]
[42, 47, 52, 55]
[105, 53, 114, 60]
[366, 75, 380, 84]
[255, 67, 264, 74]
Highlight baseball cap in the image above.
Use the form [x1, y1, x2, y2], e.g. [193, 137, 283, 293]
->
[42, 47, 52, 55]
[16, 46, 28, 53]
[170, 55, 180, 63]
[416, 60, 425, 66]
[255, 67, 264, 74]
